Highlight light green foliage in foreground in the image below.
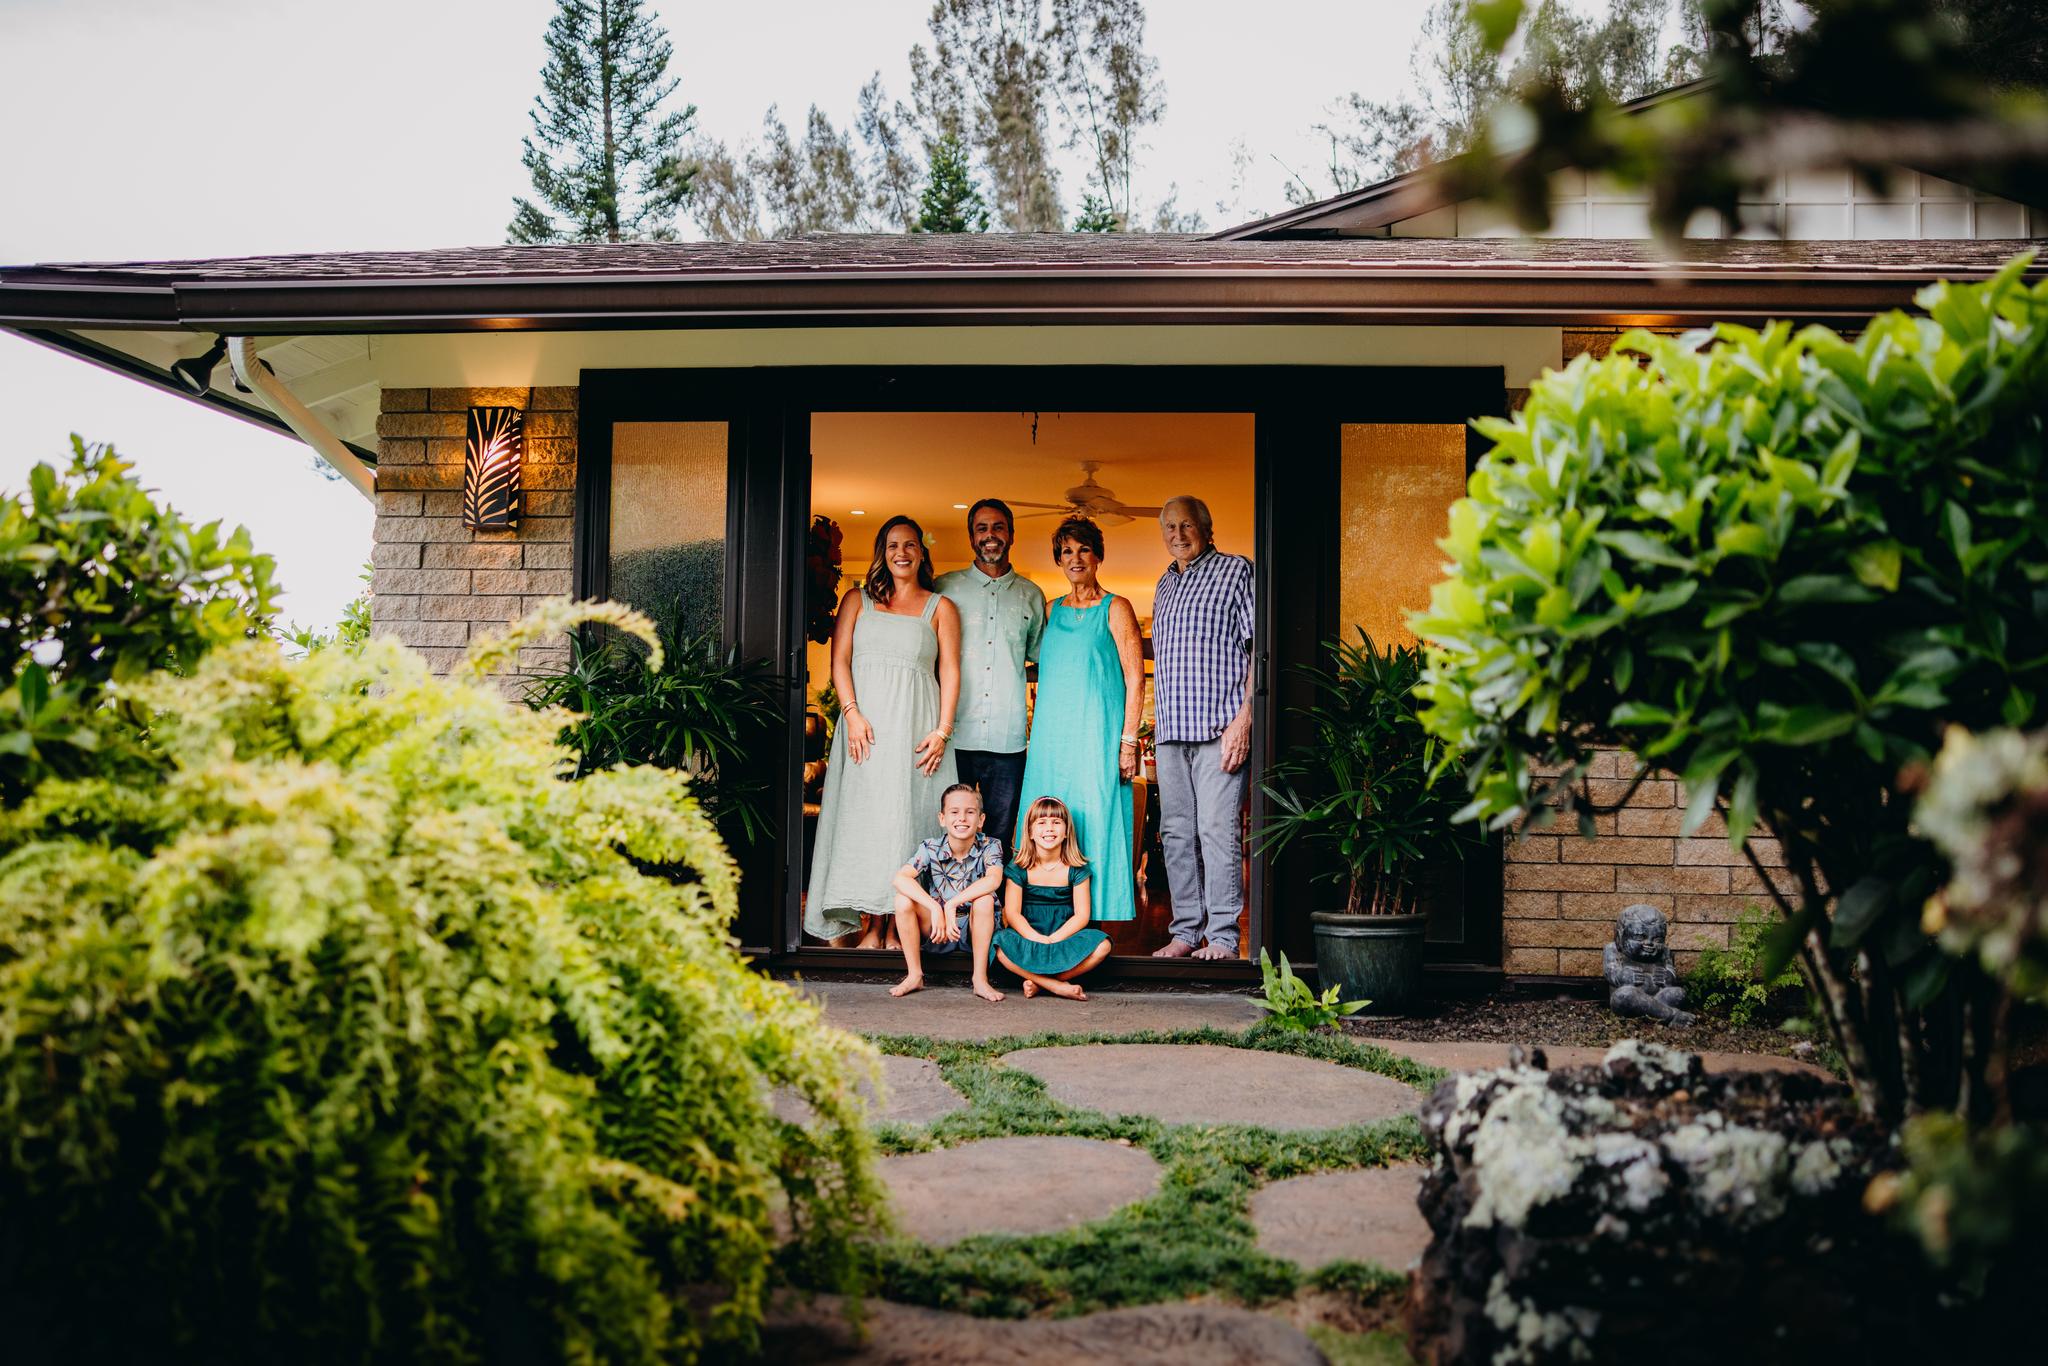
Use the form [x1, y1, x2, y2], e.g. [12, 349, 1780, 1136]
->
[1251, 948, 1371, 1032]
[823, 1026, 1434, 1320]
[0, 614, 885, 1362]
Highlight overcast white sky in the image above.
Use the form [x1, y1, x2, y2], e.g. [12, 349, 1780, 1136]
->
[0, 0, 1435, 626]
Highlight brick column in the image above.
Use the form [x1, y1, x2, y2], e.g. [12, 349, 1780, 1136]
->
[369, 386, 579, 695]
[1500, 749, 1798, 977]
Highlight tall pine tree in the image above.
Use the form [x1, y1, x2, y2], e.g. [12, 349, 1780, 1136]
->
[916, 134, 991, 232]
[509, 0, 697, 244]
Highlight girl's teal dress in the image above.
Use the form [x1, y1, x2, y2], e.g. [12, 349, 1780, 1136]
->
[1016, 594, 1135, 921]
[993, 863, 1109, 977]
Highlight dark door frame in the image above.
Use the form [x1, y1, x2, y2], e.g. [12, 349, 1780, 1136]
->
[576, 363, 1505, 983]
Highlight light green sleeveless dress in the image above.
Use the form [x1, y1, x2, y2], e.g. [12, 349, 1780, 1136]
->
[1016, 594, 1134, 922]
[805, 590, 958, 939]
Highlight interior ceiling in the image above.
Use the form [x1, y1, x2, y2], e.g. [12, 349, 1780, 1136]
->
[811, 411, 1255, 618]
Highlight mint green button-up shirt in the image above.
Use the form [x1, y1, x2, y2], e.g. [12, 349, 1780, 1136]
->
[934, 565, 1046, 754]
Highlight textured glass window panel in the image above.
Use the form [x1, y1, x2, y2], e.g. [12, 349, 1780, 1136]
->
[609, 422, 729, 645]
[1338, 423, 1467, 650]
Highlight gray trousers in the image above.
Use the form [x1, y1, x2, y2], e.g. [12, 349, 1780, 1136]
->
[1156, 738, 1248, 950]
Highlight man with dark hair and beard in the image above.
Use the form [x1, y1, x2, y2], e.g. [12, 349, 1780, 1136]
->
[935, 499, 1046, 862]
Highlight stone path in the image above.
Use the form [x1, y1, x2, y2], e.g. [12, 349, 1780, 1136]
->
[804, 981, 1260, 1042]
[1250, 1165, 1432, 1271]
[760, 1295, 1325, 1365]
[878, 1135, 1161, 1246]
[1001, 1043, 1421, 1130]
[1357, 1037, 1833, 1080]
[772, 1055, 967, 1129]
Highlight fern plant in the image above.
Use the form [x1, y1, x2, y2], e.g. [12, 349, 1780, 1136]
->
[1249, 948, 1369, 1032]
[0, 604, 884, 1363]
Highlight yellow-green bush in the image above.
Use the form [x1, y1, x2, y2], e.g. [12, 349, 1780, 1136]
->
[0, 607, 884, 1362]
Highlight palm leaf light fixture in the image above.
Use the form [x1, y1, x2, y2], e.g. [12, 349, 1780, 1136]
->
[462, 406, 523, 531]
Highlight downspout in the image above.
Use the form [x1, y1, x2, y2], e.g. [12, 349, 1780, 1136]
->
[226, 337, 376, 500]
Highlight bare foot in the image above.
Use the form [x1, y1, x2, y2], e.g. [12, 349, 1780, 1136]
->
[884, 935, 901, 952]
[1021, 980, 1040, 998]
[888, 974, 924, 997]
[972, 979, 1006, 1003]
[1152, 938, 1196, 958]
[1041, 978, 1085, 1000]
[1192, 941, 1237, 960]
[854, 929, 883, 950]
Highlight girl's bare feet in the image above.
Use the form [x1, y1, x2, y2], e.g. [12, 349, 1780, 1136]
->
[972, 979, 1006, 1002]
[889, 974, 924, 998]
[1021, 980, 1039, 998]
[1041, 977, 1086, 1001]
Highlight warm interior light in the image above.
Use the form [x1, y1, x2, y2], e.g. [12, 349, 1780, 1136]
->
[849, 508, 866, 515]
[952, 502, 969, 509]
[462, 406, 523, 532]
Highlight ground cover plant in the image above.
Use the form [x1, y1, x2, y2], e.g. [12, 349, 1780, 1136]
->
[785, 1024, 1437, 1324]
[0, 602, 885, 1364]
[1415, 256, 2048, 1124]
[1683, 904, 1807, 1028]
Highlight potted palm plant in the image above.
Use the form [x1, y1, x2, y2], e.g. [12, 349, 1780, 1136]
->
[1256, 630, 1483, 1011]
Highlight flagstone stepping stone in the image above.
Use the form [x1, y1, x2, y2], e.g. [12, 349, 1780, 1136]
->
[771, 1054, 967, 1129]
[878, 1135, 1161, 1246]
[1356, 1038, 1833, 1080]
[760, 1293, 1325, 1364]
[1001, 1043, 1419, 1130]
[1250, 1164, 1432, 1272]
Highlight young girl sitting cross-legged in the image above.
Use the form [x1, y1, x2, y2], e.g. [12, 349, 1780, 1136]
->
[992, 795, 1112, 1001]
[889, 783, 1007, 1001]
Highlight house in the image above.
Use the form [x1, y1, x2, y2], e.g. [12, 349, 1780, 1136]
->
[4, 150, 2041, 988]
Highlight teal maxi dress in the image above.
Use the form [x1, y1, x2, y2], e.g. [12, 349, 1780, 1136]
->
[1017, 594, 1135, 922]
[993, 863, 1109, 976]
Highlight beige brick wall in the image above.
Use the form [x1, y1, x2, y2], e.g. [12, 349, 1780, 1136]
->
[1501, 748, 1801, 977]
[369, 386, 579, 695]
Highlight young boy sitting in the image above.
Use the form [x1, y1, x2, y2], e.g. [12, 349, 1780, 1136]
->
[888, 783, 1006, 1002]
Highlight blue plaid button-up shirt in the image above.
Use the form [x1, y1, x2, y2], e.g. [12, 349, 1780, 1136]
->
[1151, 548, 1254, 744]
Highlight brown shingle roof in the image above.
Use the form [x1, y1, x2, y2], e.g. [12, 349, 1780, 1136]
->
[8, 233, 2038, 283]
[3, 234, 2038, 333]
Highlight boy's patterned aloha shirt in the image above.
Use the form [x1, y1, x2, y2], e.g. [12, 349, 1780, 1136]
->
[909, 832, 1004, 908]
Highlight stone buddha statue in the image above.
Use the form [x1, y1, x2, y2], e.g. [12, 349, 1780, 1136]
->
[1603, 903, 1695, 1026]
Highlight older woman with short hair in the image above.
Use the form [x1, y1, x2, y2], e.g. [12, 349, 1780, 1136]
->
[1014, 516, 1143, 927]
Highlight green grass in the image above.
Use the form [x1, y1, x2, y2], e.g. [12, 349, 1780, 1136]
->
[785, 1023, 1442, 1326]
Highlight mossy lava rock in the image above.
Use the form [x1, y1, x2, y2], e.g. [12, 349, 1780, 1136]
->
[1406, 1041, 1922, 1365]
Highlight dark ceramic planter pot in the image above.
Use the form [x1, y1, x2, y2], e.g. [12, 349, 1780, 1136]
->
[1310, 911, 1428, 1014]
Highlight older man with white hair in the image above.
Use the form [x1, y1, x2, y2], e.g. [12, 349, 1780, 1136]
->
[1148, 495, 1255, 960]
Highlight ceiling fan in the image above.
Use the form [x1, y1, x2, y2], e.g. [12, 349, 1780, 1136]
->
[1007, 461, 1162, 528]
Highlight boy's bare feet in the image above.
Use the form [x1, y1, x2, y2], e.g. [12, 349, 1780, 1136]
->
[1152, 938, 1195, 958]
[1021, 980, 1039, 998]
[972, 979, 1006, 1002]
[889, 974, 924, 997]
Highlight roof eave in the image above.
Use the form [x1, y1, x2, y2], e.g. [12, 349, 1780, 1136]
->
[1, 262, 2023, 335]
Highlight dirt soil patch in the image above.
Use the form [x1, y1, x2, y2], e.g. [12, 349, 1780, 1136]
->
[1344, 990, 1821, 1062]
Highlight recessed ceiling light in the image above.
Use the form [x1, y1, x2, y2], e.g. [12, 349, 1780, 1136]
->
[952, 503, 969, 509]
[850, 509, 866, 515]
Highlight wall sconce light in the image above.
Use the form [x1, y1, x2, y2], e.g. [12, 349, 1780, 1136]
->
[462, 406, 523, 531]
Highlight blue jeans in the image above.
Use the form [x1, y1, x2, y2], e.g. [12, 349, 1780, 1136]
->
[954, 748, 1026, 865]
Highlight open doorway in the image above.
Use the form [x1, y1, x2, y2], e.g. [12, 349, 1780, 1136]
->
[797, 410, 1256, 960]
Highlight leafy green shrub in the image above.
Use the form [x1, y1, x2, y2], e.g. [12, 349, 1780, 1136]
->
[523, 600, 782, 845]
[1, 438, 276, 800]
[0, 605, 884, 1363]
[1414, 256, 2048, 1120]
[1684, 904, 1806, 1026]
[1257, 632, 1485, 915]
[1251, 948, 1368, 1031]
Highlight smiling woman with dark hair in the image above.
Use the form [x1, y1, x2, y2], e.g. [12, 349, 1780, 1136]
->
[1015, 515, 1143, 927]
[805, 514, 962, 948]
